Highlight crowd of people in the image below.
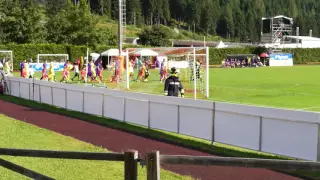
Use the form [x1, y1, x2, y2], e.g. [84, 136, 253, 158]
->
[222, 56, 267, 68]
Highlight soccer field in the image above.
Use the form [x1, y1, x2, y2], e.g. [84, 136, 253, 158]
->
[13, 65, 320, 112]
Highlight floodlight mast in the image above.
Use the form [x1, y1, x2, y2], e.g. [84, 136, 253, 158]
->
[118, 0, 123, 54]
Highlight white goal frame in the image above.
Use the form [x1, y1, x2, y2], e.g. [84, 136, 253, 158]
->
[0, 50, 13, 71]
[185, 47, 209, 99]
[126, 47, 209, 99]
[37, 54, 69, 63]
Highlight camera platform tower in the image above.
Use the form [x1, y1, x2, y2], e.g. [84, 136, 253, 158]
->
[261, 15, 293, 53]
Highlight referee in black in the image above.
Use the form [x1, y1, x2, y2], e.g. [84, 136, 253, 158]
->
[164, 67, 184, 98]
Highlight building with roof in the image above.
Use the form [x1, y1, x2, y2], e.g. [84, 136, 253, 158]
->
[263, 35, 320, 49]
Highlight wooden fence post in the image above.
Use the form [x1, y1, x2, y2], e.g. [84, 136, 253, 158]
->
[124, 150, 138, 180]
[147, 151, 160, 180]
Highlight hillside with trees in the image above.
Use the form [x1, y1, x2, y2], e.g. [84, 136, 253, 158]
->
[90, 0, 320, 42]
[0, 0, 319, 45]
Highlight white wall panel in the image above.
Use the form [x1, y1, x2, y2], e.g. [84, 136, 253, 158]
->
[125, 99, 148, 126]
[216, 102, 319, 123]
[84, 93, 103, 116]
[261, 118, 318, 161]
[10, 81, 20, 97]
[150, 102, 178, 132]
[33, 84, 40, 102]
[52, 88, 66, 108]
[39, 85, 52, 105]
[215, 111, 260, 150]
[104, 96, 124, 121]
[20, 82, 30, 100]
[66, 90, 83, 112]
[179, 107, 213, 140]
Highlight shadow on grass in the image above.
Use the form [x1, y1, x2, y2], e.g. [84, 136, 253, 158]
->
[0, 94, 318, 180]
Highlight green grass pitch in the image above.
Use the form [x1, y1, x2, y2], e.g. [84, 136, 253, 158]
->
[0, 114, 192, 180]
[13, 65, 320, 112]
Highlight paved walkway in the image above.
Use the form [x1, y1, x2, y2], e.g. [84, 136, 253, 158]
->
[0, 100, 301, 180]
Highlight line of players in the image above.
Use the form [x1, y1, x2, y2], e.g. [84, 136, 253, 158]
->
[17, 55, 176, 85]
[19, 59, 103, 83]
[18, 57, 152, 83]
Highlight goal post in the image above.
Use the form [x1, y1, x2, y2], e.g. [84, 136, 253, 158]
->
[37, 54, 69, 63]
[205, 46, 209, 98]
[0, 50, 13, 71]
[126, 47, 210, 99]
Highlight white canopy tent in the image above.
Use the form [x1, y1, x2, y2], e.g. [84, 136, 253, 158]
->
[90, 53, 100, 61]
[101, 49, 127, 56]
[101, 49, 127, 65]
[132, 49, 159, 56]
[216, 41, 228, 48]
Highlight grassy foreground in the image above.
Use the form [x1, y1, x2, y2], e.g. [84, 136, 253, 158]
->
[0, 95, 319, 179]
[13, 65, 320, 111]
[0, 114, 192, 180]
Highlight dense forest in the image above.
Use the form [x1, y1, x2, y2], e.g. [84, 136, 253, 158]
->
[0, 0, 319, 45]
[89, 0, 318, 42]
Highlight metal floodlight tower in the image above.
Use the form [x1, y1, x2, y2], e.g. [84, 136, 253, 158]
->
[118, 0, 126, 54]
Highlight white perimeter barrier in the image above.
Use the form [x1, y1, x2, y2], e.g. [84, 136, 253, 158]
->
[4, 76, 320, 161]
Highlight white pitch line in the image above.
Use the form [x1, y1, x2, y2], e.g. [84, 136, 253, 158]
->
[212, 85, 320, 97]
[300, 106, 320, 110]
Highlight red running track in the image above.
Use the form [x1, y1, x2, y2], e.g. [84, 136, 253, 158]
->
[0, 100, 302, 180]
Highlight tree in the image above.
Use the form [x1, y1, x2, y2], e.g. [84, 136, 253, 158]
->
[92, 27, 117, 46]
[21, 0, 47, 43]
[127, 0, 142, 25]
[46, 0, 116, 46]
[93, 0, 112, 16]
[46, 0, 68, 15]
[288, 0, 298, 18]
[46, 1, 72, 44]
[162, 0, 170, 25]
[138, 25, 171, 46]
[0, 0, 46, 44]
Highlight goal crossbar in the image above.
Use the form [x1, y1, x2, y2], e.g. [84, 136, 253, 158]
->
[37, 54, 69, 63]
[0, 50, 13, 71]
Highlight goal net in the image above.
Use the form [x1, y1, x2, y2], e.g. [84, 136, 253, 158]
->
[37, 54, 69, 63]
[126, 47, 210, 99]
[0, 50, 13, 71]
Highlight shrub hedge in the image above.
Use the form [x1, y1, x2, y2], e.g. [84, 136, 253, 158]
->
[0, 44, 319, 69]
[209, 47, 320, 65]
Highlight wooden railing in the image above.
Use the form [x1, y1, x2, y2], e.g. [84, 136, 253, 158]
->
[146, 151, 320, 180]
[2, 148, 320, 180]
[0, 148, 138, 180]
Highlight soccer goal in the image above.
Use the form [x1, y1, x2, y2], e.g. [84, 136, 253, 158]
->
[126, 47, 210, 99]
[37, 54, 69, 63]
[167, 47, 209, 99]
[0, 50, 13, 71]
